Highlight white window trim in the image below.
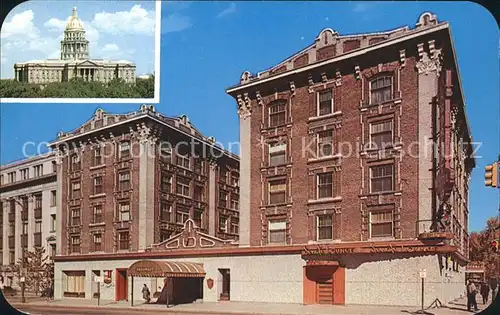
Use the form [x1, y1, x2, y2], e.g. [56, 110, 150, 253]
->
[316, 130, 334, 158]
[369, 120, 394, 149]
[268, 142, 287, 165]
[316, 215, 334, 241]
[369, 164, 394, 194]
[316, 172, 334, 199]
[268, 220, 287, 244]
[316, 89, 334, 116]
[369, 76, 394, 105]
[368, 210, 395, 239]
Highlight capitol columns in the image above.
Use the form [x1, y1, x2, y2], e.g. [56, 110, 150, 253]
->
[237, 91, 252, 247]
[415, 40, 443, 235]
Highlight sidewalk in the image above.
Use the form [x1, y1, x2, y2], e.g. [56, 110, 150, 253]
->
[9, 295, 493, 315]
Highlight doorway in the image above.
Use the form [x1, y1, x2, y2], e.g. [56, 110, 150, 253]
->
[115, 269, 127, 301]
[316, 277, 333, 304]
[218, 269, 230, 301]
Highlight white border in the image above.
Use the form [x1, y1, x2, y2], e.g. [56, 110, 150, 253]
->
[0, 0, 162, 104]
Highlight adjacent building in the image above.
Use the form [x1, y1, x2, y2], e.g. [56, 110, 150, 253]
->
[13, 7, 136, 84]
[0, 153, 58, 288]
[50, 105, 240, 301]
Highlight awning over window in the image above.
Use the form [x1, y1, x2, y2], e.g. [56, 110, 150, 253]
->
[128, 260, 206, 278]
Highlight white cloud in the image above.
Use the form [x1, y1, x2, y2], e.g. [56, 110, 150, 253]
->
[44, 17, 66, 32]
[1, 55, 6, 64]
[162, 14, 191, 33]
[217, 3, 236, 18]
[1, 10, 39, 39]
[92, 5, 155, 36]
[102, 43, 119, 52]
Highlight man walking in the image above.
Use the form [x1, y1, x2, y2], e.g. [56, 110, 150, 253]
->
[480, 281, 490, 304]
[142, 284, 151, 303]
[467, 280, 478, 312]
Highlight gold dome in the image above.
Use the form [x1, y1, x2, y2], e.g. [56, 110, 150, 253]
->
[65, 6, 84, 31]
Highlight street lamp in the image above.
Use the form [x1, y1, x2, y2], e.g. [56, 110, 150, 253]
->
[12, 197, 27, 303]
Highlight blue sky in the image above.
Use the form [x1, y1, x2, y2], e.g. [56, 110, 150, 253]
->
[1, 1, 498, 232]
[0, 0, 156, 78]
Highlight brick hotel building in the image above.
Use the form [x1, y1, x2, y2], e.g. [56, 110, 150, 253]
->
[48, 12, 472, 307]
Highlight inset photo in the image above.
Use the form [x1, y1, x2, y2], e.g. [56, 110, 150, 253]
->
[0, 0, 160, 102]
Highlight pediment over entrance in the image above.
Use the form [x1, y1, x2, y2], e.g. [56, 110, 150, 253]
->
[76, 60, 100, 67]
[149, 219, 237, 252]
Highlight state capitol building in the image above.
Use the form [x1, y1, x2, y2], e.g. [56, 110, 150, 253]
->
[13, 7, 136, 85]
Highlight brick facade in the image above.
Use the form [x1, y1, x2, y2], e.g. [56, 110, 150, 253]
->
[227, 12, 474, 254]
[50, 106, 239, 256]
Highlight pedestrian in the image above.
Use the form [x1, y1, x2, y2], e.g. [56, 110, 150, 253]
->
[480, 282, 490, 304]
[142, 284, 151, 303]
[490, 278, 498, 300]
[467, 280, 478, 311]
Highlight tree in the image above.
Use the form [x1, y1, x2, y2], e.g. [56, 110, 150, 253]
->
[469, 217, 500, 279]
[12, 247, 54, 295]
[135, 74, 155, 98]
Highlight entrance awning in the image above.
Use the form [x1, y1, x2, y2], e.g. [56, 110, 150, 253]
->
[128, 260, 206, 278]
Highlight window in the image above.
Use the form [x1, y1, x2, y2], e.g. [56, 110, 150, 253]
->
[230, 221, 239, 234]
[370, 76, 392, 104]
[34, 194, 42, 210]
[177, 154, 191, 169]
[52, 161, 57, 173]
[176, 177, 190, 197]
[93, 205, 103, 223]
[50, 214, 56, 232]
[70, 235, 80, 253]
[269, 179, 286, 204]
[20, 168, 29, 180]
[317, 130, 334, 157]
[176, 206, 189, 224]
[318, 89, 333, 116]
[370, 210, 394, 238]
[92, 233, 102, 252]
[35, 221, 42, 233]
[9, 251, 15, 264]
[219, 191, 227, 208]
[160, 202, 171, 221]
[118, 232, 129, 250]
[219, 168, 227, 183]
[22, 222, 28, 235]
[230, 174, 239, 186]
[92, 147, 102, 166]
[194, 185, 204, 201]
[269, 142, 286, 166]
[268, 220, 286, 244]
[71, 208, 80, 226]
[230, 195, 239, 210]
[219, 216, 228, 233]
[119, 141, 130, 159]
[159, 145, 171, 163]
[317, 172, 334, 199]
[317, 215, 333, 240]
[92, 176, 103, 194]
[118, 202, 130, 221]
[118, 172, 130, 191]
[160, 172, 172, 192]
[194, 159, 203, 174]
[193, 210, 202, 228]
[0, 174, 3, 185]
[370, 164, 394, 193]
[269, 101, 286, 127]
[34, 164, 43, 177]
[370, 120, 393, 149]
[8, 172, 16, 183]
[50, 190, 57, 207]
[71, 154, 81, 172]
[71, 181, 81, 199]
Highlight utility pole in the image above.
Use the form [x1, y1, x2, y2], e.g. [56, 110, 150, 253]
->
[13, 198, 27, 303]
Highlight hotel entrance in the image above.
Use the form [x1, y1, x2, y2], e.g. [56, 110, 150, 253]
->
[127, 260, 206, 307]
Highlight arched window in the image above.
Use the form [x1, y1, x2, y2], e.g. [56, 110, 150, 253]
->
[370, 76, 393, 104]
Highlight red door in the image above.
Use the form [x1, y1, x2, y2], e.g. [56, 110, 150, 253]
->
[115, 269, 128, 301]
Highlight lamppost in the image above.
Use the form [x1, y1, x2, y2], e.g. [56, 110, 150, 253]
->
[12, 197, 27, 303]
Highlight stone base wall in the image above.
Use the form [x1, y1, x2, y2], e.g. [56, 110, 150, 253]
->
[54, 253, 465, 306]
[344, 253, 465, 306]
